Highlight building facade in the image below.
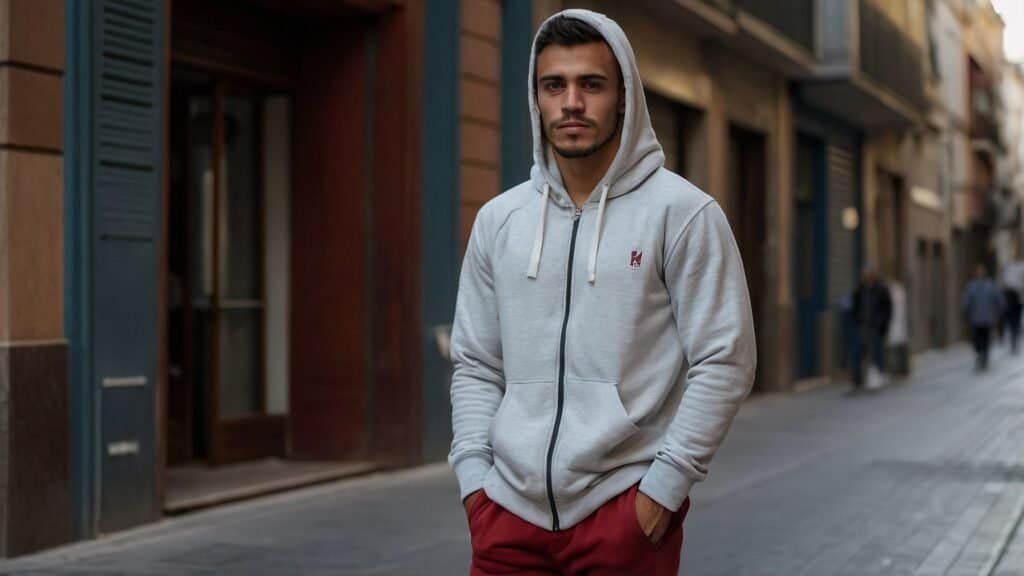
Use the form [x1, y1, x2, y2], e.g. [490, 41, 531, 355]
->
[929, 0, 971, 344]
[998, 61, 1024, 273]
[0, 0, 1015, 557]
[961, 0, 1005, 285]
[0, 0, 535, 556]
[0, 0, 70, 557]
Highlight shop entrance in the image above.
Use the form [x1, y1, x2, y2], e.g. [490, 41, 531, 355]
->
[166, 72, 292, 470]
[162, 0, 382, 514]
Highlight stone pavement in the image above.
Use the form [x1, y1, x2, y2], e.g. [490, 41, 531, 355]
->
[2, 342, 1023, 575]
[679, 343, 1024, 576]
[993, 503, 1024, 576]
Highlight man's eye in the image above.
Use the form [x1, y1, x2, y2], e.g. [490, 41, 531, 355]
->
[545, 81, 564, 91]
[583, 80, 602, 90]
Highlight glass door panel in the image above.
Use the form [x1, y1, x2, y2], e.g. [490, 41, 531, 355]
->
[217, 90, 264, 418]
[180, 79, 286, 465]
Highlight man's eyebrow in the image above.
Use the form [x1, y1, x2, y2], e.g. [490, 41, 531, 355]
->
[537, 72, 609, 83]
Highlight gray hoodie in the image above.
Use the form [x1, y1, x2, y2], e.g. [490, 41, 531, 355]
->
[448, 9, 756, 531]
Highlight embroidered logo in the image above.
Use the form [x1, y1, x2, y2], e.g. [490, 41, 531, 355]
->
[630, 250, 643, 269]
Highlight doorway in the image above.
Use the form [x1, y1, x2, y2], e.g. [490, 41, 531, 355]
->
[728, 125, 767, 391]
[647, 92, 706, 186]
[793, 134, 827, 380]
[914, 237, 930, 352]
[161, 0, 398, 514]
[931, 242, 947, 347]
[74, 0, 424, 532]
[166, 70, 292, 470]
[876, 170, 905, 283]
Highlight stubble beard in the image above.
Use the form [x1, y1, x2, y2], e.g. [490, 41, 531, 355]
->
[548, 118, 619, 159]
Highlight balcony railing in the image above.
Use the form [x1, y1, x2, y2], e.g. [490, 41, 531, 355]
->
[735, 0, 815, 52]
[858, 0, 927, 110]
[970, 108, 1000, 145]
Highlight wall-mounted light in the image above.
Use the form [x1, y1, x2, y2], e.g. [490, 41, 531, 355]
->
[842, 207, 860, 231]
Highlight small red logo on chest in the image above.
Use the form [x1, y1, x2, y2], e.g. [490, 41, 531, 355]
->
[630, 250, 643, 269]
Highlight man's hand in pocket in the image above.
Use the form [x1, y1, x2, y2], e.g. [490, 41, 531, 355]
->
[463, 490, 483, 518]
[635, 490, 672, 544]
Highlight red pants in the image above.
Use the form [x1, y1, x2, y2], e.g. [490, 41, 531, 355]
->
[468, 485, 689, 575]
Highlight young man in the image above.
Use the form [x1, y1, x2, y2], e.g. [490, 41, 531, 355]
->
[962, 264, 1005, 371]
[449, 10, 756, 575]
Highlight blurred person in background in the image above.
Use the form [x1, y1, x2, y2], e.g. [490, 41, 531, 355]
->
[885, 278, 910, 381]
[448, 10, 755, 576]
[1003, 284, 1021, 354]
[962, 264, 1005, 371]
[850, 265, 892, 391]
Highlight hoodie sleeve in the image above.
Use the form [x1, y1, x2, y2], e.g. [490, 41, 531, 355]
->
[639, 200, 757, 511]
[447, 211, 505, 501]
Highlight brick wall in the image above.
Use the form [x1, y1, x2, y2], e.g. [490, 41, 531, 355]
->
[0, 0, 71, 556]
[460, 0, 502, 252]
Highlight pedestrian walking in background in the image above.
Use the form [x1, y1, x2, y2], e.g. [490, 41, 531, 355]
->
[1003, 285, 1022, 354]
[448, 10, 756, 576]
[962, 264, 1005, 371]
[850, 265, 893, 391]
[886, 279, 910, 380]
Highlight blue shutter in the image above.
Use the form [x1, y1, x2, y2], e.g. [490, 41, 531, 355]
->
[828, 143, 856, 305]
[92, 0, 163, 532]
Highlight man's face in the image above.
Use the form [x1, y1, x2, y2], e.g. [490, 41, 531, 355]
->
[535, 41, 624, 159]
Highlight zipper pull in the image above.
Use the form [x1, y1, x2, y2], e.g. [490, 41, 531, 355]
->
[573, 207, 583, 220]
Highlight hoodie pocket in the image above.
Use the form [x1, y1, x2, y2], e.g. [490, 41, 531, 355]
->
[554, 378, 640, 498]
[489, 380, 555, 501]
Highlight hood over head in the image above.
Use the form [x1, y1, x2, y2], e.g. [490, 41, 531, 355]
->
[526, 9, 664, 282]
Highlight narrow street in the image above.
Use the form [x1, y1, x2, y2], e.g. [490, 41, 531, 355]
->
[3, 343, 1024, 576]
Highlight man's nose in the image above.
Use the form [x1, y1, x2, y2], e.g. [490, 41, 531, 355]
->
[563, 85, 584, 113]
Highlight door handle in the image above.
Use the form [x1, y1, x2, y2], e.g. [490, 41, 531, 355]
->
[102, 376, 147, 388]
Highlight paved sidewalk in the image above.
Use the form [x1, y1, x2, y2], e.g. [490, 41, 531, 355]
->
[2, 343, 1023, 575]
[681, 343, 1024, 576]
[992, 506, 1024, 576]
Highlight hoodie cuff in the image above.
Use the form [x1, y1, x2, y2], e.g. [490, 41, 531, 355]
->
[452, 456, 492, 501]
[639, 458, 697, 512]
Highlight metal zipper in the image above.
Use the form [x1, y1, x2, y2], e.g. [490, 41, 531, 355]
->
[546, 206, 582, 531]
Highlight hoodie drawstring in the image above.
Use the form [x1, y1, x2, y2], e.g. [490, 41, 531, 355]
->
[587, 184, 610, 284]
[528, 182, 610, 282]
[527, 182, 550, 279]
